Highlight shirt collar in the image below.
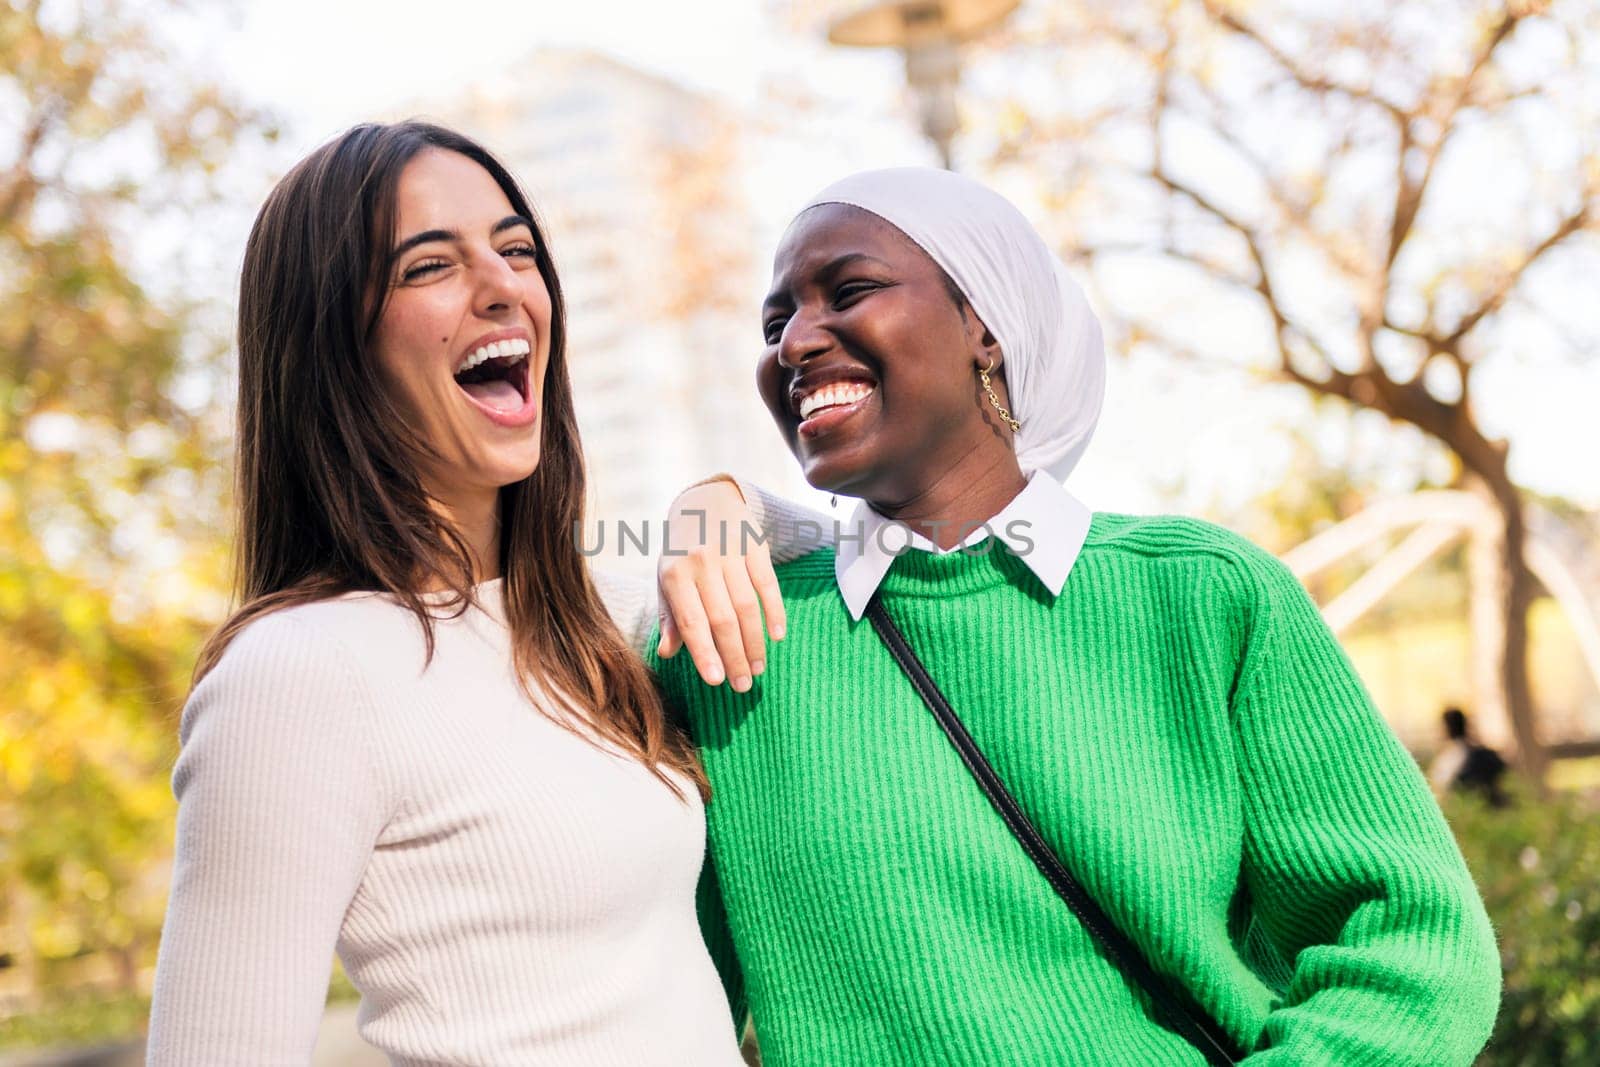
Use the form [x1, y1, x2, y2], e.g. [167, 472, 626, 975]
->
[833, 469, 1092, 621]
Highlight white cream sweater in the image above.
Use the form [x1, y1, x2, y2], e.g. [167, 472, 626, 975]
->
[147, 485, 823, 1066]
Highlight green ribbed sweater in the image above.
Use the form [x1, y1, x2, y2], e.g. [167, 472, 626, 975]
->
[648, 513, 1500, 1066]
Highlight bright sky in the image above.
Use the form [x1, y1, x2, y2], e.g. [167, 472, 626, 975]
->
[199, 0, 1598, 514]
[216, 0, 880, 145]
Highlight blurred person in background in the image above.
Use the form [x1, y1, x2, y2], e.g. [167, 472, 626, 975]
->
[146, 120, 820, 1065]
[1429, 705, 1510, 808]
[653, 167, 1502, 1066]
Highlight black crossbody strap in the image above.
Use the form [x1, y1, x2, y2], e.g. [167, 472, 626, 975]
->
[865, 596, 1241, 1066]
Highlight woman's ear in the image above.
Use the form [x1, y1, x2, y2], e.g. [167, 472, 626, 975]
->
[981, 333, 1004, 373]
[961, 302, 1003, 371]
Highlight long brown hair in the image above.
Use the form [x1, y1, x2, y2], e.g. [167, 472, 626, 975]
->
[197, 121, 706, 799]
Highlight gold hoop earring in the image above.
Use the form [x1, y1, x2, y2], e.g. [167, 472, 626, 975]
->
[978, 357, 1021, 433]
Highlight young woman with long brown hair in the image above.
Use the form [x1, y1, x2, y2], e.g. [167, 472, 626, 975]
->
[146, 121, 815, 1065]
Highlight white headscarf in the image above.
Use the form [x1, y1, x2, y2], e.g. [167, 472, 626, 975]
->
[797, 167, 1105, 484]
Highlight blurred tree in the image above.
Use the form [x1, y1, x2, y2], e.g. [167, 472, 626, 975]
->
[1, 0, 269, 1006]
[969, 0, 1600, 780]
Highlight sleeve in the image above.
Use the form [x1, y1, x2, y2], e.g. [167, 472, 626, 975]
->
[597, 477, 833, 659]
[696, 848, 750, 1040]
[146, 614, 391, 1066]
[726, 475, 834, 564]
[592, 568, 659, 657]
[1229, 555, 1501, 1065]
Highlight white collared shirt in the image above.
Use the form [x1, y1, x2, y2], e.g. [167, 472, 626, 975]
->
[833, 469, 1093, 621]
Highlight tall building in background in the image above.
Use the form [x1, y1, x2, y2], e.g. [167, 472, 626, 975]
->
[417, 51, 806, 568]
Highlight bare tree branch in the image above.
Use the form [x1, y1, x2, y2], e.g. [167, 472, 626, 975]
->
[975, 0, 1577, 781]
[0, 98, 64, 228]
[1148, 161, 1358, 386]
[1197, 0, 1408, 124]
[1149, 165, 1258, 258]
[1388, 11, 1522, 272]
[1080, 238, 1255, 291]
[1103, 317, 1265, 380]
[1504, 288, 1600, 360]
[1444, 205, 1593, 347]
[1386, 114, 1420, 273]
[1167, 91, 1369, 280]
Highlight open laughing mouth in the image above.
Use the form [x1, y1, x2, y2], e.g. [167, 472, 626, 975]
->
[793, 378, 877, 439]
[453, 336, 536, 427]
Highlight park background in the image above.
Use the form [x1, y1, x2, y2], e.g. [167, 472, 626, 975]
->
[1, 0, 1598, 1063]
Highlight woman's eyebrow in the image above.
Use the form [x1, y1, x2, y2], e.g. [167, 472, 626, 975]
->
[491, 214, 535, 236]
[763, 251, 892, 309]
[391, 228, 457, 258]
[818, 251, 891, 276]
[391, 215, 534, 259]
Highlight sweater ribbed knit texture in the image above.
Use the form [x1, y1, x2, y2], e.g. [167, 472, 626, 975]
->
[147, 583, 746, 1067]
[651, 513, 1501, 1067]
[148, 481, 822, 1065]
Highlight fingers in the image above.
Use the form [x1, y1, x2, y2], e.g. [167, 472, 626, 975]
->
[696, 571, 753, 691]
[654, 476, 788, 692]
[656, 611, 683, 659]
[659, 567, 726, 686]
[744, 541, 787, 643]
[721, 557, 768, 684]
[657, 550, 779, 692]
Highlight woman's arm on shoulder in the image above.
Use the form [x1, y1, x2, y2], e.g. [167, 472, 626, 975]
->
[728, 475, 832, 566]
[1227, 552, 1499, 1066]
[147, 612, 391, 1065]
[652, 474, 832, 691]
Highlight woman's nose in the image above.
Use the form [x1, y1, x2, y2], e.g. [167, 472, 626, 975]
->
[777, 306, 830, 369]
[472, 252, 522, 315]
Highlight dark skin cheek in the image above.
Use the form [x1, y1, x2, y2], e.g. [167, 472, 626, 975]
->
[755, 355, 792, 448]
[754, 320, 1004, 470]
[759, 205, 1013, 492]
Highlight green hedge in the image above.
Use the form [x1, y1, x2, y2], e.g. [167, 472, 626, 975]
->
[0, 970, 356, 1051]
[0, 992, 147, 1050]
[1443, 783, 1600, 1065]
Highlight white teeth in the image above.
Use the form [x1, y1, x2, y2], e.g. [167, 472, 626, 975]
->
[799, 382, 874, 420]
[455, 338, 530, 375]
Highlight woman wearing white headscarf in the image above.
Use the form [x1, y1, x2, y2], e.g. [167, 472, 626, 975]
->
[651, 168, 1499, 1066]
